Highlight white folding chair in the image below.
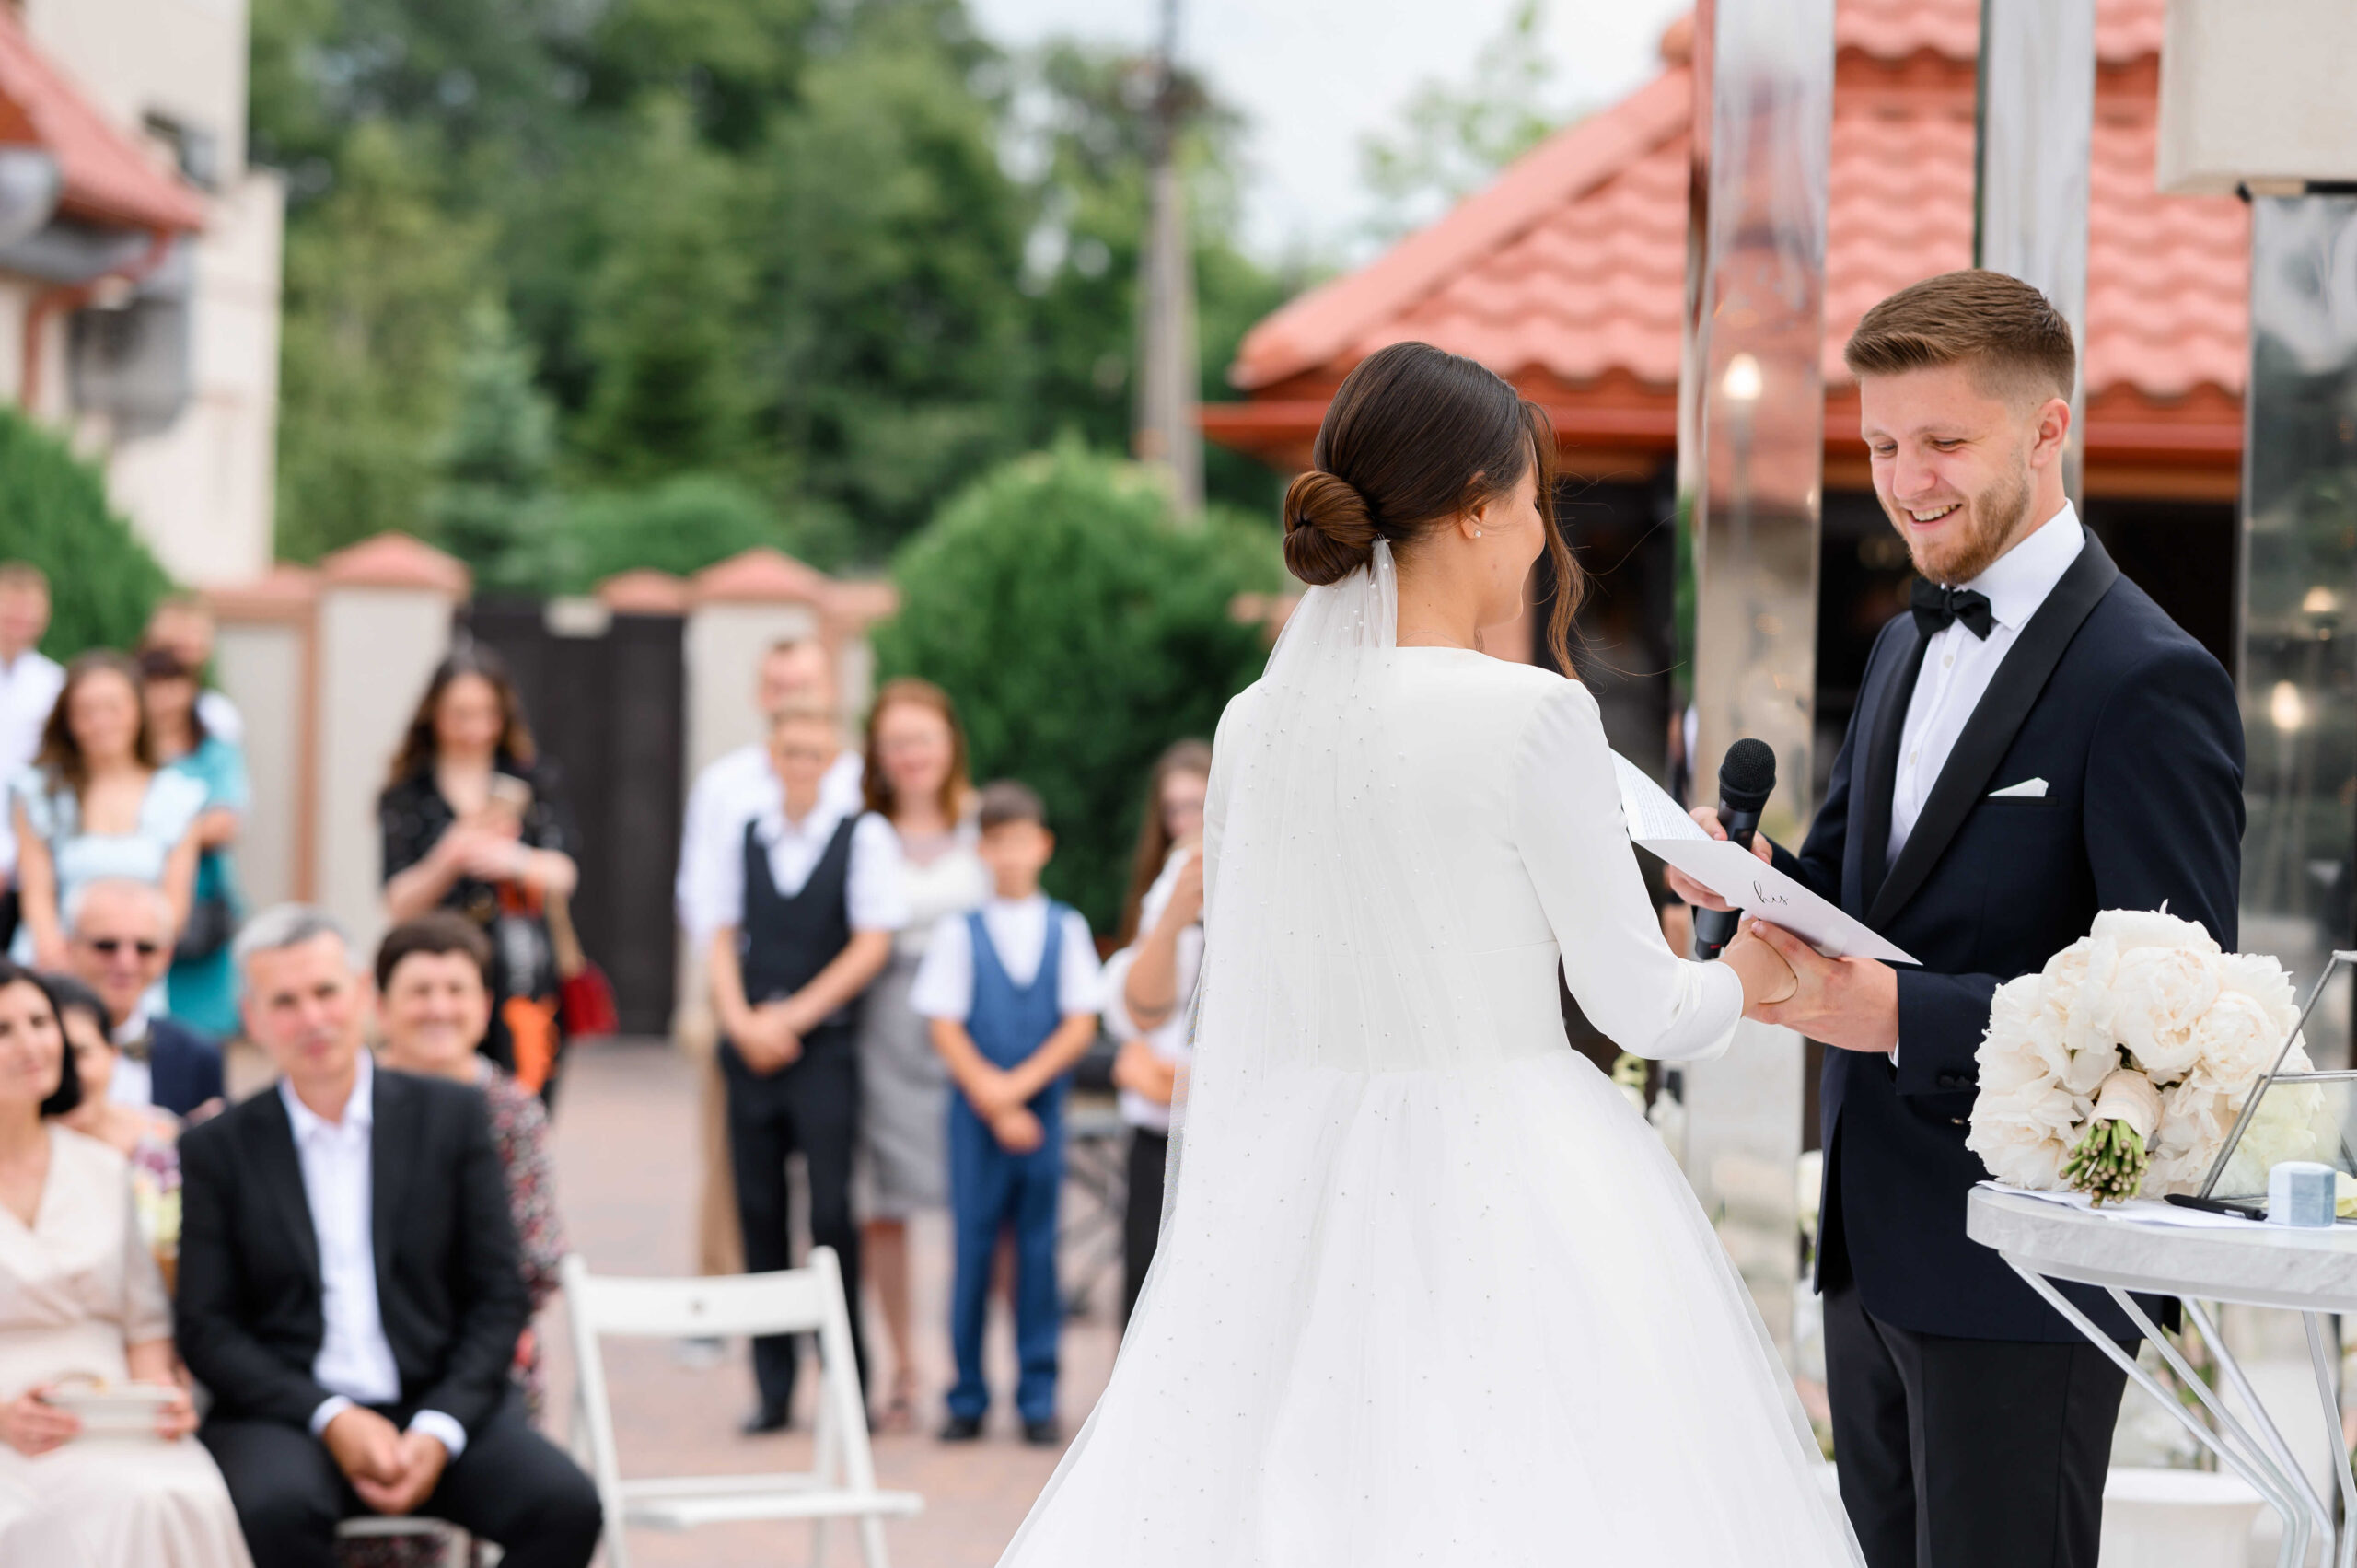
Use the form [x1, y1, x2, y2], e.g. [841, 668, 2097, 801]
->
[562, 1249, 923, 1568]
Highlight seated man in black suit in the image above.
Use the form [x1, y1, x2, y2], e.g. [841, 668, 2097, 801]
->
[177, 904, 600, 1568]
[67, 875, 224, 1117]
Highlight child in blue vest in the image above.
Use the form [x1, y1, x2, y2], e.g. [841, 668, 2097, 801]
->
[911, 780, 1104, 1445]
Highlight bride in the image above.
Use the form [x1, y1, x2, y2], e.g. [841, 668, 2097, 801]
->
[1003, 342, 1862, 1564]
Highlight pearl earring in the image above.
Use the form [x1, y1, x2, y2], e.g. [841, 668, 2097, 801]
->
[1474, 529, 1482, 538]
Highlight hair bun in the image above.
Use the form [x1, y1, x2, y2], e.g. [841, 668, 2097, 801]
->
[1282, 470, 1380, 587]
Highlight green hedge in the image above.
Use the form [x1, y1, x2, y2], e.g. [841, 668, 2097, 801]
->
[0, 407, 171, 656]
[873, 442, 1282, 935]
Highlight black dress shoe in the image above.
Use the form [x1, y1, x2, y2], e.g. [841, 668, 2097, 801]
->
[741, 1402, 791, 1435]
[937, 1412, 984, 1442]
[1022, 1418, 1062, 1447]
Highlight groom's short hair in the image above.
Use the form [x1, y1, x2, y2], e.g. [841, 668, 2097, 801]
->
[1844, 270, 2075, 410]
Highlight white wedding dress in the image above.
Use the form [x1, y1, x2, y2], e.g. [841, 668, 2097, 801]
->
[1002, 546, 1861, 1566]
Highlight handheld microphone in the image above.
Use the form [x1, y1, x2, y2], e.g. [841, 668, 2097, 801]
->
[1693, 738, 1777, 960]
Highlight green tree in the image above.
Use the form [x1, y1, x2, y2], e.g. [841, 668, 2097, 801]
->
[572, 94, 761, 488]
[873, 443, 1281, 930]
[0, 409, 172, 655]
[1360, 0, 1574, 242]
[546, 473, 851, 591]
[430, 296, 561, 588]
[274, 122, 489, 561]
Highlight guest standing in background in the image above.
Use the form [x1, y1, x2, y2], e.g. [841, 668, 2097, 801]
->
[10, 651, 203, 972]
[676, 636, 859, 1294]
[379, 647, 580, 1102]
[141, 649, 249, 1040]
[65, 878, 225, 1121]
[49, 972, 184, 1275]
[702, 704, 904, 1434]
[0, 565, 62, 955]
[0, 960, 248, 1566]
[373, 913, 567, 1417]
[855, 679, 986, 1432]
[144, 593, 245, 747]
[1099, 740, 1210, 1326]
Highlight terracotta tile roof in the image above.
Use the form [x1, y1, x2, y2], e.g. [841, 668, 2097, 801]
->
[0, 9, 204, 233]
[319, 532, 472, 597]
[1220, 0, 2243, 469]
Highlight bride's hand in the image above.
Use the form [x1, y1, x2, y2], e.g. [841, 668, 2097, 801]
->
[1722, 925, 1798, 1012]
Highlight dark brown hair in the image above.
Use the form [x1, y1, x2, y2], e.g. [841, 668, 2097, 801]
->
[38, 651, 159, 800]
[1843, 269, 2075, 406]
[1114, 738, 1213, 947]
[0, 963, 80, 1118]
[1283, 342, 1580, 668]
[375, 911, 494, 993]
[136, 645, 209, 747]
[863, 677, 973, 822]
[387, 645, 538, 787]
[977, 779, 1047, 832]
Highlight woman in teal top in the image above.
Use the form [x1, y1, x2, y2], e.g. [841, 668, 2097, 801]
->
[139, 649, 246, 1038]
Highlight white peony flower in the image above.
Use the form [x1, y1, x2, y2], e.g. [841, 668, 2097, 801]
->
[2091, 907, 2220, 956]
[1968, 1111, 2073, 1190]
[2189, 989, 2282, 1089]
[2107, 945, 2223, 1080]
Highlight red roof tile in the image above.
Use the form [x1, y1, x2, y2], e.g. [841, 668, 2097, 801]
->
[319, 533, 471, 597]
[0, 10, 204, 234]
[1221, 0, 2243, 470]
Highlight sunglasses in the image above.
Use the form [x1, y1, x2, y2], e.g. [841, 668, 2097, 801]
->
[85, 938, 162, 958]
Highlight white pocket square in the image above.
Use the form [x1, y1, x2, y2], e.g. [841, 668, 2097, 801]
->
[1988, 778, 2049, 799]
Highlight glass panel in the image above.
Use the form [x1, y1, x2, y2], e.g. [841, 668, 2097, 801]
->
[2237, 194, 2357, 1073]
[2197, 1075, 2355, 1202]
[1974, 0, 2095, 504]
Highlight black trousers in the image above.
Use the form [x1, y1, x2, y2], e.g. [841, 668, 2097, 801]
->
[1824, 1283, 2127, 1568]
[200, 1388, 601, 1568]
[723, 1026, 867, 1414]
[1121, 1128, 1168, 1327]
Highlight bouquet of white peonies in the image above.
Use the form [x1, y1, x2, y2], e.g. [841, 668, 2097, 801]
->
[1967, 908, 2337, 1203]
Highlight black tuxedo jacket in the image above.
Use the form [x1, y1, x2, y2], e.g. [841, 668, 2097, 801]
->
[1772, 532, 2243, 1342]
[176, 1064, 528, 1437]
[145, 1016, 224, 1118]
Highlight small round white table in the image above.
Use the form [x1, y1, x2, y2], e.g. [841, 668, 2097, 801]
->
[1967, 1187, 2357, 1568]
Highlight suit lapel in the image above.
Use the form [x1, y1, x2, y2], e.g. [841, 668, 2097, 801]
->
[1857, 620, 1930, 914]
[255, 1089, 321, 1283]
[1865, 532, 2122, 931]
[369, 1067, 407, 1292]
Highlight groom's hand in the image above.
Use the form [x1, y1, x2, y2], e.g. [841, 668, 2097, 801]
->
[1663, 807, 1774, 912]
[1745, 923, 1899, 1054]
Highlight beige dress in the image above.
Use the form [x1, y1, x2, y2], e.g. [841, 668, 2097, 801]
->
[0, 1124, 252, 1567]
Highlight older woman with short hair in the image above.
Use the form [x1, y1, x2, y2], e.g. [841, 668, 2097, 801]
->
[372, 912, 566, 1413]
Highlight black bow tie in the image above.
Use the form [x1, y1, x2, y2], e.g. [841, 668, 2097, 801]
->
[1910, 578, 1995, 641]
[118, 1034, 150, 1064]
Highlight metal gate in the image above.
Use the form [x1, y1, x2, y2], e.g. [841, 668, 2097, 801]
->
[458, 598, 685, 1037]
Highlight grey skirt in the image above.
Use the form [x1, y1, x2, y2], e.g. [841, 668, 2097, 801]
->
[855, 949, 952, 1216]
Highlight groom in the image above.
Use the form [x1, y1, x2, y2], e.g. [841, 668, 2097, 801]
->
[1671, 271, 2244, 1568]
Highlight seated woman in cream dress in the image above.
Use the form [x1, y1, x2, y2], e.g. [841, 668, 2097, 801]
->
[0, 962, 250, 1567]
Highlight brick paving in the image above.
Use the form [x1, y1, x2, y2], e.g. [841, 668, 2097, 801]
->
[535, 1038, 1120, 1567]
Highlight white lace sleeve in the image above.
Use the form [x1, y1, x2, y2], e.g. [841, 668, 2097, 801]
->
[1511, 681, 1742, 1063]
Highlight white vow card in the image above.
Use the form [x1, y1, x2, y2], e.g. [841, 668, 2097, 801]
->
[1634, 836, 1922, 966]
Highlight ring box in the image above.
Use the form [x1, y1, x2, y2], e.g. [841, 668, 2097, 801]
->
[2265, 1161, 2337, 1228]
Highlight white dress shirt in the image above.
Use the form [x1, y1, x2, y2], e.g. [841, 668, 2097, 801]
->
[1101, 848, 1202, 1134]
[1888, 503, 2084, 865]
[911, 895, 1104, 1023]
[677, 744, 865, 944]
[694, 788, 908, 942]
[281, 1053, 468, 1458]
[0, 648, 61, 877]
[108, 1005, 156, 1109]
[197, 689, 245, 747]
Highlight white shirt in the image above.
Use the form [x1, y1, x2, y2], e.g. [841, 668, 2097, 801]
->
[197, 689, 244, 748]
[108, 1006, 156, 1109]
[910, 895, 1104, 1023]
[1888, 504, 2085, 865]
[0, 649, 61, 877]
[280, 1054, 468, 1459]
[677, 745, 865, 945]
[1101, 848, 1202, 1132]
[694, 788, 908, 943]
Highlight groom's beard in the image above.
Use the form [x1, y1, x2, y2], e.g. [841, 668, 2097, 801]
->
[1888, 460, 2034, 587]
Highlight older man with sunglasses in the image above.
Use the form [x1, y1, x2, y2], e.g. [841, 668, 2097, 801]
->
[66, 875, 224, 1118]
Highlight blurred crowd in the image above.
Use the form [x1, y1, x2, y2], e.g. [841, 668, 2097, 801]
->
[0, 571, 1210, 1567]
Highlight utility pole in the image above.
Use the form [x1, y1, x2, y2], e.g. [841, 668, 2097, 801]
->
[1134, 0, 1204, 521]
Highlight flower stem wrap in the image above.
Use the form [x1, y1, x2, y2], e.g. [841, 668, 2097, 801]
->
[2061, 1070, 2160, 1204]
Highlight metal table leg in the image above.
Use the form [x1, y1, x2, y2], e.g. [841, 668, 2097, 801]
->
[2302, 1313, 2355, 1568]
[2003, 1259, 2310, 1568]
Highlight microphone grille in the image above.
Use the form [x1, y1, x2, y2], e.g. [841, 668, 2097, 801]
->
[1720, 738, 1778, 802]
